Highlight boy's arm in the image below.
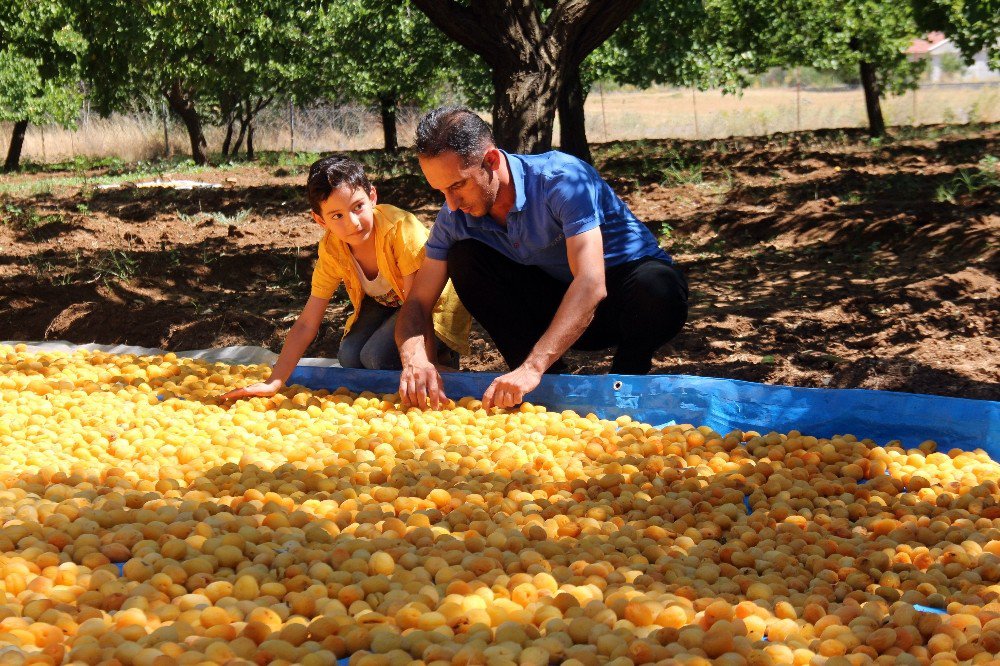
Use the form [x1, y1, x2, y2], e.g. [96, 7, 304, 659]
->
[221, 295, 329, 399]
[399, 271, 440, 364]
[395, 257, 449, 409]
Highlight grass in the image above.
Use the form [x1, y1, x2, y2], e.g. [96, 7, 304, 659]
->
[0, 145, 422, 197]
[0, 162, 209, 196]
[1, 203, 63, 233]
[935, 155, 999, 203]
[659, 161, 704, 186]
[19, 155, 129, 174]
[0, 153, 258, 196]
[91, 250, 140, 285]
[256, 151, 323, 169]
[178, 209, 252, 226]
[272, 246, 308, 290]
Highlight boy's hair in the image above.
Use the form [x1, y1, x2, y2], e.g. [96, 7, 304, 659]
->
[306, 155, 372, 214]
[415, 107, 495, 166]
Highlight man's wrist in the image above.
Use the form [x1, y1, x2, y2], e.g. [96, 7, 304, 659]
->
[521, 354, 549, 375]
[400, 338, 430, 366]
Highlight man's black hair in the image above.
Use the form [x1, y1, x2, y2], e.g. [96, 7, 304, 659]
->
[415, 107, 495, 165]
[306, 155, 372, 214]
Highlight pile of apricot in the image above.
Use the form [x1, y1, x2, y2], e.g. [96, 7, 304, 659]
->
[0, 344, 998, 665]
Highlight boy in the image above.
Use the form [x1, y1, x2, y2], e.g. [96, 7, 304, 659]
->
[222, 155, 469, 400]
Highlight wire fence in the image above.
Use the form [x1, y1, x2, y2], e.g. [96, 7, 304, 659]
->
[3, 81, 999, 165]
[583, 81, 1000, 142]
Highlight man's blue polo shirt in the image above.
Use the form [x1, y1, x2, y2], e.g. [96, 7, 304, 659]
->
[424, 150, 671, 283]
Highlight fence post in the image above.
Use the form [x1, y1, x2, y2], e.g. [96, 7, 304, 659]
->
[796, 68, 802, 131]
[289, 101, 295, 154]
[691, 87, 700, 140]
[40, 125, 46, 164]
[162, 100, 171, 158]
[599, 83, 609, 142]
[912, 87, 918, 125]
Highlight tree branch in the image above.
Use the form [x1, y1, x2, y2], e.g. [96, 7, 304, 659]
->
[546, 0, 642, 64]
[411, 0, 496, 63]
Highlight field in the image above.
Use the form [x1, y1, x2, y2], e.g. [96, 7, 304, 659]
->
[580, 84, 1000, 141]
[3, 84, 999, 163]
[0, 123, 998, 401]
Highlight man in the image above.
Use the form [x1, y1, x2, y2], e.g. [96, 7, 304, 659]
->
[396, 107, 688, 409]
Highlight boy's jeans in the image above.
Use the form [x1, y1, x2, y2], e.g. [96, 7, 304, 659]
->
[338, 297, 460, 370]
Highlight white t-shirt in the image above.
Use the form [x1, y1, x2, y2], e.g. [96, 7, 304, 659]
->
[349, 253, 400, 307]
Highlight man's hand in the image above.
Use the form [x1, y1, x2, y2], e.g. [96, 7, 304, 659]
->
[220, 378, 283, 401]
[482, 365, 543, 410]
[399, 359, 447, 409]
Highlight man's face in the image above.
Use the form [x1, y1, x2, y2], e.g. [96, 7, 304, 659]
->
[311, 184, 377, 247]
[419, 149, 498, 218]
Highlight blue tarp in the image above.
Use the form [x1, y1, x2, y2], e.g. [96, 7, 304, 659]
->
[287, 367, 999, 453]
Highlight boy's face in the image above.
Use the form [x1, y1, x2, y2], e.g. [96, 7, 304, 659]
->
[311, 184, 378, 246]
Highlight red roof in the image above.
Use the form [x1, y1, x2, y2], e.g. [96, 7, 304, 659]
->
[907, 32, 948, 55]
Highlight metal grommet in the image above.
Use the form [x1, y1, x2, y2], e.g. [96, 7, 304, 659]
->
[612, 381, 623, 391]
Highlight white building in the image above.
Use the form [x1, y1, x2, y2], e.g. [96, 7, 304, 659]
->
[907, 32, 1000, 83]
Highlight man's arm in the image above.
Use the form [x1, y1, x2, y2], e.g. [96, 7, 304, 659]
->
[221, 295, 329, 400]
[395, 257, 450, 408]
[482, 228, 606, 409]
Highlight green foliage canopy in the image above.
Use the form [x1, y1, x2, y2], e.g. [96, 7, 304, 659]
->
[599, 0, 927, 96]
[0, 0, 85, 126]
[317, 0, 490, 110]
[78, 0, 321, 117]
[913, 0, 1000, 68]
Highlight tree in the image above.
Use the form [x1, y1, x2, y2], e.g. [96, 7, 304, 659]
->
[0, 0, 85, 172]
[564, 0, 714, 162]
[211, 2, 324, 160]
[78, 0, 218, 164]
[598, 0, 934, 139]
[314, 0, 488, 152]
[832, 1, 926, 137]
[411, 1, 642, 155]
[705, 0, 925, 137]
[79, 0, 326, 164]
[913, 0, 1000, 69]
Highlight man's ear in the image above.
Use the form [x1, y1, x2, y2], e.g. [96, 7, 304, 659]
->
[368, 185, 378, 206]
[310, 211, 324, 227]
[482, 148, 501, 172]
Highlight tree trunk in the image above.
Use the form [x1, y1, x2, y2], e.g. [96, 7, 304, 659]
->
[232, 118, 248, 157]
[412, 0, 641, 155]
[246, 118, 255, 161]
[380, 95, 399, 152]
[859, 60, 886, 138]
[3, 120, 29, 173]
[222, 116, 235, 157]
[492, 61, 561, 154]
[165, 82, 208, 165]
[558, 62, 592, 163]
[244, 98, 254, 160]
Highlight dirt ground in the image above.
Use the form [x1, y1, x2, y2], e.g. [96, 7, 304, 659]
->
[1, 124, 997, 401]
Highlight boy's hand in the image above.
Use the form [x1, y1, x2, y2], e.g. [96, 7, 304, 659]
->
[220, 378, 283, 401]
[399, 360, 447, 410]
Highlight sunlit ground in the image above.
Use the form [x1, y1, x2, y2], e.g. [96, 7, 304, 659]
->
[0, 345, 998, 665]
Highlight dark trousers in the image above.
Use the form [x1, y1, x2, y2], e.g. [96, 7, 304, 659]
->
[447, 239, 688, 374]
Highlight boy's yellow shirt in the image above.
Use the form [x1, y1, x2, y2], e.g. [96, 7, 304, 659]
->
[311, 203, 471, 356]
